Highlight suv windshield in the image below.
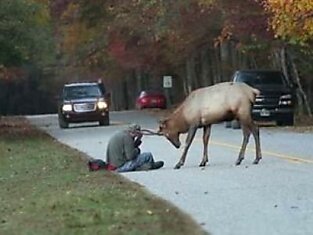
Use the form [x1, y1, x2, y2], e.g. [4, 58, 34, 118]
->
[235, 71, 285, 86]
[63, 85, 101, 99]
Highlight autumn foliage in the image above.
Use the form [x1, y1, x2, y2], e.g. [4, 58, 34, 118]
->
[262, 0, 313, 45]
[1, 0, 313, 114]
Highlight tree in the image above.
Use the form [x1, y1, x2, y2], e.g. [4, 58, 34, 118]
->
[52, 0, 313, 114]
[262, 0, 313, 46]
[0, 0, 55, 79]
[261, 0, 313, 115]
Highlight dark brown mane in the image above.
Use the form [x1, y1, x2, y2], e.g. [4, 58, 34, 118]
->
[166, 103, 189, 133]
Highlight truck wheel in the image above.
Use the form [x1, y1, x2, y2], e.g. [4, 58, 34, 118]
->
[231, 120, 241, 129]
[58, 117, 69, 129]
[225, 121, 232, 128]
[277, 115, 294, 126]
[99, 114, 110, 126]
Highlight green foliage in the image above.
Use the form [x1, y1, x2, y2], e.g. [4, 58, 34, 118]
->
[0, 0, 55, 68]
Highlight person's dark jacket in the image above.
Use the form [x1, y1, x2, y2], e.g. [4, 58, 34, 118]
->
[106, 130, 140, 168]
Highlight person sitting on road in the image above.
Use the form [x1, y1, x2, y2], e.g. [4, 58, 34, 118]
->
[106, 124, 164, 172]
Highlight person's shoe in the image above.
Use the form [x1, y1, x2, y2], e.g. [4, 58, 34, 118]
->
[151, 161, 164, 170]
[136, 163, 151, 171]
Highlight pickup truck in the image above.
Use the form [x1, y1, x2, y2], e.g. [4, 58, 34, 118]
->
[226, 70, 295, 129]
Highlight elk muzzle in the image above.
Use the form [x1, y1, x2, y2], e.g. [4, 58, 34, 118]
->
[164, 133, 181, 149]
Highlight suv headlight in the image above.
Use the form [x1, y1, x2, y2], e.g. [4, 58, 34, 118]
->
[279, 94, 292, 105]
[97, 101, 108, 109]
[255, 97, 263, 102]
[62, 104, 72, 112]
[280, 94, 292, 99]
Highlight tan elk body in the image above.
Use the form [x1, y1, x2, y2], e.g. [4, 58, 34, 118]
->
[158, 82, 262, 169]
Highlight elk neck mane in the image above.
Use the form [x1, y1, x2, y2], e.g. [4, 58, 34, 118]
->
[167, 103, 190, 133]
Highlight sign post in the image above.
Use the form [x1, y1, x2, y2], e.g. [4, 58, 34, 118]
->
[163, 76, 172, 88]
[163, 76, 172, 107]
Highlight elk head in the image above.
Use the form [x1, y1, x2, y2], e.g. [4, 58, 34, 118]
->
[158, 118, 181, 148]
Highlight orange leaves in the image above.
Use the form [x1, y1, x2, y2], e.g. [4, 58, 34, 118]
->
[264, 0, 313, 44]
[62, 22, 88, 54]
[0, 66, 27, 80]
[218, 0, 273, 45]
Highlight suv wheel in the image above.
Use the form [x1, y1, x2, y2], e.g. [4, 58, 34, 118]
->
[58, 116, 69, 129]
[99, 114, 110, 126]
[225, 121, 232, 128]
[231, 120, 241, 129]
[277, 115, 294, 126]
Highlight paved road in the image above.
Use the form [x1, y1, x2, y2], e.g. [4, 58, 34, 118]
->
[27, 111, 313, 235]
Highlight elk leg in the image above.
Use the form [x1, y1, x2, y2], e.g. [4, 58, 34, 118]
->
[199, 125, 211, 167]
[236, 125, 251, 165]
[251, 124, 262, 164]
[174, 125, 197, 169]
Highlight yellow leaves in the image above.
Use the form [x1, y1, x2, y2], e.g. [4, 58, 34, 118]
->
[61, 2, 80, 22]
[27, 0, 51, 26]
[62, 23, 84, 54]
[265, 0, 313, 44]
[198, 0, 216, 6]
[61, 3, 93, 55]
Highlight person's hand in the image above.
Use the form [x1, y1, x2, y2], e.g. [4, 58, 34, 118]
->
[135, 147, 141, 155]
[134, 132, 143, 147]
[136, 131, 143, 139]
[134, 139, 142, 148]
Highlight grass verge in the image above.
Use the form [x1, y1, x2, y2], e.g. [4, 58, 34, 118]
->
[0, 116, 208, 235]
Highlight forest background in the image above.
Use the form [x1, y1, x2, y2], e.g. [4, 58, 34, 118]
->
[0, 0, 312, 116]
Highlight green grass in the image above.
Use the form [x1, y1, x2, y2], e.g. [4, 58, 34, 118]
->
[0, 117, 208, 235]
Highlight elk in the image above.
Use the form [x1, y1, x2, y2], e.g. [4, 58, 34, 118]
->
[158, 82, 262, 169]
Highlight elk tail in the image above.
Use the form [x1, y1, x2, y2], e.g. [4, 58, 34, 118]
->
[252, 87, 261, 96]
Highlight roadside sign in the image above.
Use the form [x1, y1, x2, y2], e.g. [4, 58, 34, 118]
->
[163, 76, 172, 88]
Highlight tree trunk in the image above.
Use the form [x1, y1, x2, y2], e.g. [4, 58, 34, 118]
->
[290, 57, 312, 116]
[213, 45, 222, 84]
[122, 76, 129, 110]
[220, 40, 232, 82]
[186, 53, 196, 94]
[135, 68, 143, 93]
[308, 78, 313, 112]
[200, 46, 211, 86]
[280, 47, 312, 116]
[181, 63, 189, 96]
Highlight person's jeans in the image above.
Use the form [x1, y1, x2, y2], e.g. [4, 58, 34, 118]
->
[116, 152, 154, 172]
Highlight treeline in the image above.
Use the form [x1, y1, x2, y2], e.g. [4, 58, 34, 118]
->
[0, 0, 312, 115]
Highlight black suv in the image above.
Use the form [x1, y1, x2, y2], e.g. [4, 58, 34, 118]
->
[57, 82, 110, 128]
[226, 70, 295, 128]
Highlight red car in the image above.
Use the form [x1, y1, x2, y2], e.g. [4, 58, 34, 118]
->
[136, 90, 167, 109]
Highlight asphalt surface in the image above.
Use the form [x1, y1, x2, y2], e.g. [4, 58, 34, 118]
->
[27, 111, 313, 235]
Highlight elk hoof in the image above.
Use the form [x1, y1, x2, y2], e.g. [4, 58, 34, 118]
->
[174, 164, 181, 169]
[235, 158, 243, 165]
[174, 161, 184, 169]
[253, 158, 261, 164]
[199, 162, 207, 167]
